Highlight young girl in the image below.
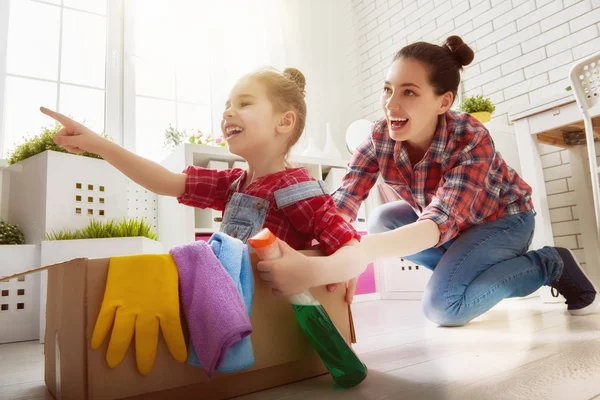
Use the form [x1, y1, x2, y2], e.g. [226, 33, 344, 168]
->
[260, 36, 599, 325]
[40, 67, 364, 296]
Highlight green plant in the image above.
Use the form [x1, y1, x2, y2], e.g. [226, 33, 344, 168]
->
[7, 124, 112, 165]
[189, 130, 226, 147]
[163, 125, 226, 149]
[45, 217, 157, 241]
[458, 94, 496, 114]
[0, 220, 25, 245]
[164, 124, 188, 151]
[44, 228, 78, 241]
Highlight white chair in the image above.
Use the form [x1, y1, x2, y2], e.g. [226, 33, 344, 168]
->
[569, 51, 600, 241]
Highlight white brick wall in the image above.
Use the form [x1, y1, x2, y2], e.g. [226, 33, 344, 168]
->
[348, 0, 600, 123]
[538, 143, 586, 264]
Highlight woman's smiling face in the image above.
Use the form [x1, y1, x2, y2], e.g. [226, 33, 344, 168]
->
[380, 57, 453, 144]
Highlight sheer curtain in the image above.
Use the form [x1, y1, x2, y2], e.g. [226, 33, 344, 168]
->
[126, 0, 354, 162]
[125, 0, 292, 162]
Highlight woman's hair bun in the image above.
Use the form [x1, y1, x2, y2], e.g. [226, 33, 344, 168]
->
[283, 67, 306, 94]
[443, 35, 474, 67]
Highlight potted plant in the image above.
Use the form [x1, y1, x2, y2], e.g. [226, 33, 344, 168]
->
[0, 220, 41, 344]
[458, 94, 496, 123]
[164, 125, 226, 150]
[45, 217, 158, 241]
[39, 217, 163, 343]
[7, 124, 109, 165]
[189, 130, 226, 147]
[0, 219, 25, 245]
[3, 124, 129, 245]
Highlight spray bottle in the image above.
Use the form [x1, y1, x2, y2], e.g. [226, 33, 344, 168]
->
[248, 228, 367, 388]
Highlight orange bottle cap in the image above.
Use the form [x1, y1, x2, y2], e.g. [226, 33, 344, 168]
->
[248, 228, 277, 248]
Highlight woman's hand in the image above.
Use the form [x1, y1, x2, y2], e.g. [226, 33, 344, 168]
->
[257, 239, 319, 297]
[40, 107, 107, 155]
[327, 278, 358, 304]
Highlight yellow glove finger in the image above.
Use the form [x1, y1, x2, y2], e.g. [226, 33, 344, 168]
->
[135, 314, 159, 376]
[91, 304, 117, 350]
[106, 307, 136, 369]
[160, 316, 187, 363]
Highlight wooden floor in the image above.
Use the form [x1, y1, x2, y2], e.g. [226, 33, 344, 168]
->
[2, 298, 600, 399]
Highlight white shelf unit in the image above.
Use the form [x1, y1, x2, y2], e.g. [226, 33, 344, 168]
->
[157, 143, 353, 250]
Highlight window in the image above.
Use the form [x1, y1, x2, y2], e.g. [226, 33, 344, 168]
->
[0, 0, 111, 158]
[1, 1, 287, 162]
[124, 0, 212, 162]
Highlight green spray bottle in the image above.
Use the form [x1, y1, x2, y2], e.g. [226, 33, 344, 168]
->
[248, 228, 367, 388]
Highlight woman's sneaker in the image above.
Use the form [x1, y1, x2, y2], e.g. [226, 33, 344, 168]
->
[551, 247, 599, 315]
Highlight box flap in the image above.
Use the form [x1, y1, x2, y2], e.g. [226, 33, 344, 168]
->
[348, 305, 357, 344]
[0, 257, 88, 282]
[44, 258, 89, 400]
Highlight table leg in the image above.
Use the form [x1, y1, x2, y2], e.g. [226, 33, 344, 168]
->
[514, 119, 558, 303]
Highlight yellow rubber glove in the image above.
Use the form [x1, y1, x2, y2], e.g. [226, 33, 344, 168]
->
[91, 254, 187, 376]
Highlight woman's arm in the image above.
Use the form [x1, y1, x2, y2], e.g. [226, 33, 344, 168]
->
[41, 107, 186, 197]
[311, 219, 440, 287]
[257, 220, 440, 297]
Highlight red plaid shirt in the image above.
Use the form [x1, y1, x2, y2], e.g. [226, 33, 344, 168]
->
[332, 111, 534, 246]
[177, 167, 360, 255]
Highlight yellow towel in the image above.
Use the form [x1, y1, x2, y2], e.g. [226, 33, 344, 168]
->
[91, 254, 187, 376]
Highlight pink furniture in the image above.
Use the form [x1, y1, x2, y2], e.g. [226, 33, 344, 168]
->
[354, 232, 376, 295]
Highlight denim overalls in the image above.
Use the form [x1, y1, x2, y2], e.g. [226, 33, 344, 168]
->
[219, 175, 329, 244]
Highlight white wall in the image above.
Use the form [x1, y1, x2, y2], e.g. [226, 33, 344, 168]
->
[348, 0, 600, 125]
[539, 142, 586, 265]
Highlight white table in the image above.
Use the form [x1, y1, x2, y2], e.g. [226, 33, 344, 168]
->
[510, 92, 600, 289]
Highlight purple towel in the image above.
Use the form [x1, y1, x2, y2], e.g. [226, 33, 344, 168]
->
[170, 241, 252, 377]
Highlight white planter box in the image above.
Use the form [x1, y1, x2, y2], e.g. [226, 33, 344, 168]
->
[0, 244, 41, 344]
[39, 237, 164, 343]
[2, 150, 129, 244]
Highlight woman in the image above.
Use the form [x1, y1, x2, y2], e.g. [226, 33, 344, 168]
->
[257, 35, 598, 326]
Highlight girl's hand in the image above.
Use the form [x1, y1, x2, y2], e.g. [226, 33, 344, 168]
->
[40, 107, 106, 155]
[256, 240, 319, 296]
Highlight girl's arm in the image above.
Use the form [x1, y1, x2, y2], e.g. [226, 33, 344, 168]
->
[41, 107, 186, 197]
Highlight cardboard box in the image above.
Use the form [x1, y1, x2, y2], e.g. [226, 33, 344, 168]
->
[2, 255, 356, 400]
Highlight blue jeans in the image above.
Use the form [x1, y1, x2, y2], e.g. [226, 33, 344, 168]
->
[368, 202, 563, 326]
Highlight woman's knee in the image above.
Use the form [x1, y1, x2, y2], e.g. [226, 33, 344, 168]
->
[367, 201, 416, 234]
[421, 289, 470, 327]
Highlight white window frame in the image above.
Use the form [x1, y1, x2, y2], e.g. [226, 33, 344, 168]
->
[0, 0, 11, 158]
[106, 0, 125, 147]
[0, 0, 125, 157]
[122, 0, 136, 152]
